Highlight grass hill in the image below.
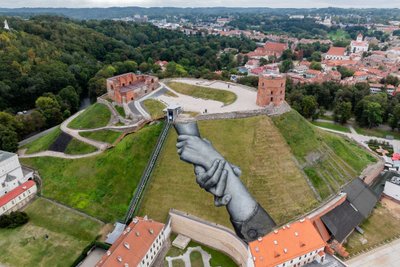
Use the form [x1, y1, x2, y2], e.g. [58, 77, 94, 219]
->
[138, 111, 376, 228]
[21, 122, 164, 222]
[272, 110, 376, 199]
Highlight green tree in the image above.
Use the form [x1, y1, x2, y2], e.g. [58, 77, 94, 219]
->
[334, 101, 352, 124]
[0, 125, 18, 152]
[310, 51, 322, 62]
[310, 61, 322, 71]
[58, 86, 79, 113]
[279, 60, 294, 73]
[337, 66, 355, 79]
[363, 102, 383, 128]
[35, 96, 63, 127]
[301, 95, 318, 119]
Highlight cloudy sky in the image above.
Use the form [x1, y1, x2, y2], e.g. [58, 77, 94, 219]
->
[0, 0, 399, 8]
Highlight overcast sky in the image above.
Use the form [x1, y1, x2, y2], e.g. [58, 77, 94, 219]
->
[1, 0, 399, 8]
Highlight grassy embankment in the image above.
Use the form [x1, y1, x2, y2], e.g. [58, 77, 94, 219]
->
[139, 116, 318, 227]
[272, 110, 376, 200]
[115, 105, 125, 118]
[22, 126, 97, 155]
[21, 122, 164, 222]
[0, 198, 102, 267]
[166, 81, 237, 105]
[79, 130, 122, 144]
[68, 103, 111, 129]
[142, 99, 166, 119]
[21, 127, 62, 154]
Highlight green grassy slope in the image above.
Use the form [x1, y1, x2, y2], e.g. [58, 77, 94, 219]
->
[22, 127, 61, 154]
[21, 122, 164, 222]
[139, 116, 318, 227]
[272, 110, 376, 199]
[68, 103, 111, 130]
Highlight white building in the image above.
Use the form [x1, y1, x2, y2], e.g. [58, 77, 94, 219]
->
[96, 216, 171, 267]
[0, 150, 33, 197]
[351, 34, 369, 53]
[383, 176, 400, 202]
[0, 180, 37, 216]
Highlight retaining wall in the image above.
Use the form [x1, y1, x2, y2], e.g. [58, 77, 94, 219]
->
[168, 209, 254, 267]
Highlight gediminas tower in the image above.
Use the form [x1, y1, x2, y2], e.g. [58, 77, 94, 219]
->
[256, 74, 286, 107]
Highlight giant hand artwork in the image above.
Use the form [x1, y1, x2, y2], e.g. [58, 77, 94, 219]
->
[174, 120, 276, 242]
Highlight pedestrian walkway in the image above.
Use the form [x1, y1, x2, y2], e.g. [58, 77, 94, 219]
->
[347, 238, 400, 267]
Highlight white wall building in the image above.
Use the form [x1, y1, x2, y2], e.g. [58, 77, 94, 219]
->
[96, 216, 171, 267]
[0, 150, 33, 197]
[0, 180, 37, 216]
[351, 34, 369, 53]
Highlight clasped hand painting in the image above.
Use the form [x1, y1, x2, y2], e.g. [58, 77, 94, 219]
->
[0, 0, 399, 266]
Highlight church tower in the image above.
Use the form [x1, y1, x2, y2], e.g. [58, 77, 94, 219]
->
[4, 20, 10, 31]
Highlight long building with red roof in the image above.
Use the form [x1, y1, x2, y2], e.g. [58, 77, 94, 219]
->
[96, 216, 168, 267]
[249, 218, 326, 267]
[0, 180, 37, 216]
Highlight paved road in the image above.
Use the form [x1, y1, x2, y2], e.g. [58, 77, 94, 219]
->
[347, 238, 400, 267]
[316, 126, 400, 154]
[156, 78, 262, 114]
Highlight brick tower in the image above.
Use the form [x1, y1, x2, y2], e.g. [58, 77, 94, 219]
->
[256, 74, 286, 107]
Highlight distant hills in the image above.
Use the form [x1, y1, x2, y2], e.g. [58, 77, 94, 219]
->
[0, 7, 399, 20]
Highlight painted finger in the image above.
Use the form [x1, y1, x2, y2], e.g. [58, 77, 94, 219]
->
[176, 141, 186, 149]
[177, 135, 192, 142]
[214, 169, 228, 197]
[204, 160, 225, 190]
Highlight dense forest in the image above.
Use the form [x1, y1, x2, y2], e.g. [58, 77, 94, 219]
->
[0, 15, 256, 151]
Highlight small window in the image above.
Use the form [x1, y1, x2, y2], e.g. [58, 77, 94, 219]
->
[270, 97, 273, 102]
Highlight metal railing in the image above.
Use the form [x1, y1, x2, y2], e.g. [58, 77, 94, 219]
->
[124, 120, 171, 223]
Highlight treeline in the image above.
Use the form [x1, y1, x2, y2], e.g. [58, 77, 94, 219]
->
[286, 80, 400, 129]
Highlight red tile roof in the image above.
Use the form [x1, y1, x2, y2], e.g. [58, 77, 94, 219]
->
[0, 180, 36, 207]
[97, 217, 164, 267]
[326, 47, 347, 56]
[249, 218, 326, 267]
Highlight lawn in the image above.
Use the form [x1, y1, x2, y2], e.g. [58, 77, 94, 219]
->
[345, 203, 400, 256]
[139, 116, 318, 227]
[68, 103, 111, 129]
[22, 127, 61, 154]
[21, 122, 164, 222]
[166, 236, 237, 267]
[166, 81, 237, 105]
[115, 105, 126, 118]
[354, 126, 400, 140]
[328, 29, 351, 41]
[312, 121, 351, 133]
[142, 99, 166, 119]
[80, 130, 122, 144]
[272, 110, 376, 200]
[0, 198, 103, 267]
[64, 138, 98, 155]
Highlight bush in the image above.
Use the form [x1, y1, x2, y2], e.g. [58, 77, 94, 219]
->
[0, 212, 29, 228]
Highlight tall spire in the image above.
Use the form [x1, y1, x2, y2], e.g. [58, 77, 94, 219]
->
[4, 20, 10, 31]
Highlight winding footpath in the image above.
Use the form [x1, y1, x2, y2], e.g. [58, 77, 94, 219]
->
[19, 104, 145, 159]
